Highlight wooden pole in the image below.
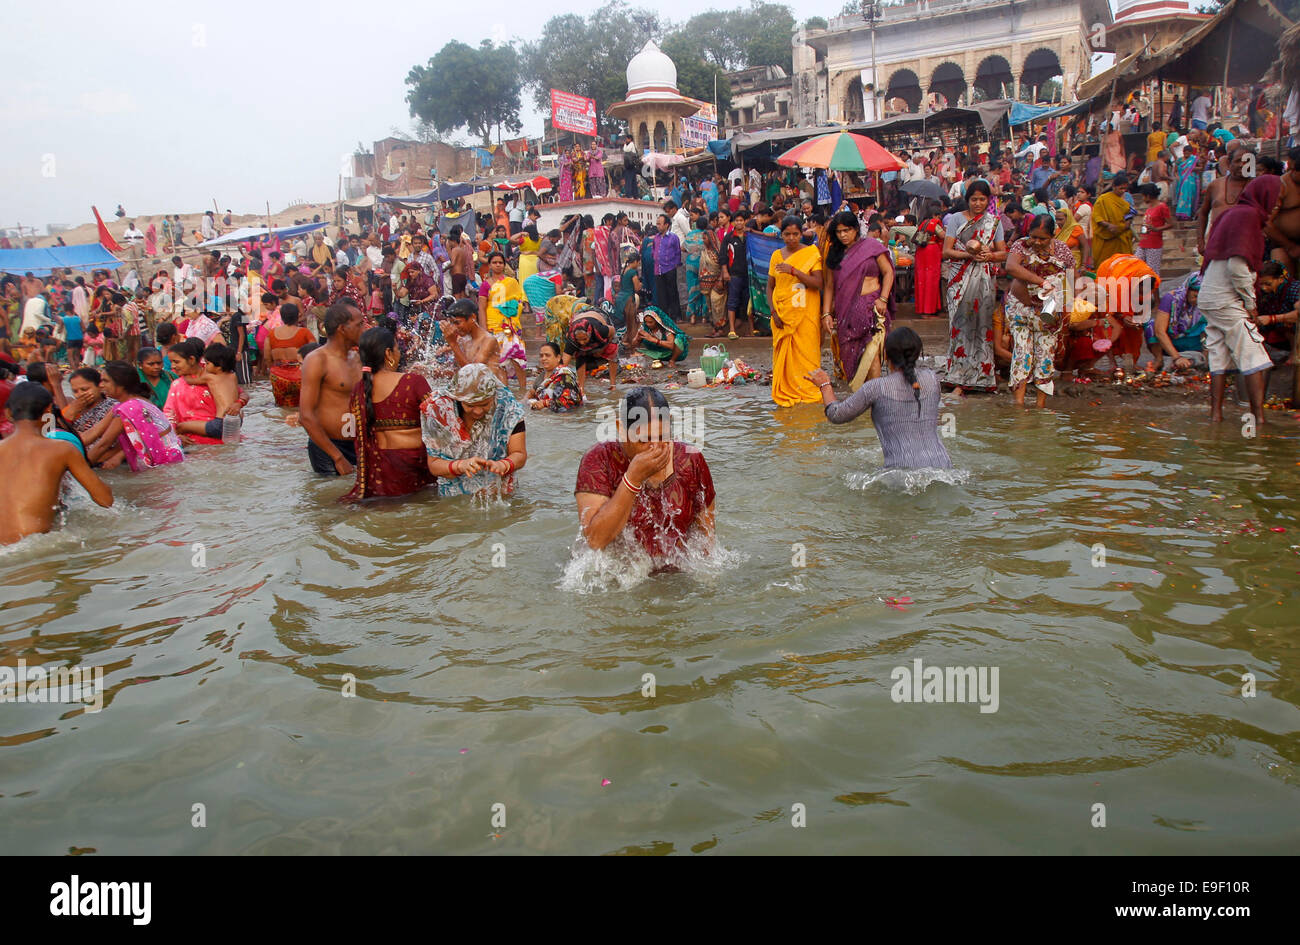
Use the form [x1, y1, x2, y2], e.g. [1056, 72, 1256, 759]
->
[1221, 19, 1235, 125]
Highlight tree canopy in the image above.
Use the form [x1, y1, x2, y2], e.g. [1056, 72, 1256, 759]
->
[405, 40, 522, 147]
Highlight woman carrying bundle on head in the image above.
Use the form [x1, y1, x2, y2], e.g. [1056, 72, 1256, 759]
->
[345, 326, 434, 501]
[807, 326, 952, 470]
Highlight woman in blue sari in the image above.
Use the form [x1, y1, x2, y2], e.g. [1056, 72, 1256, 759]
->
[683, 211, 708, 325]
[1174, 150, 1204, 221]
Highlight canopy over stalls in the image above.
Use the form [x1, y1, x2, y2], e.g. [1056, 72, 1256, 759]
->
[0, 242, 121, 275]
[198, 221, 328, 248]
[1078, 0, 1290, 101]
[343, 194, 377, 210]
[727, 125, 847, 159]
[853, 101, 1010, 137]
[1008, 96, 1101, 127]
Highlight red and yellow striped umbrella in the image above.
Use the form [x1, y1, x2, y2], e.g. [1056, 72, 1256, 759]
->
[776, 130, 904, 172]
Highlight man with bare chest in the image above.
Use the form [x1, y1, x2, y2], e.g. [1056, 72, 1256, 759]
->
[299, 300, 364, 475]
[1196, 148, 1253, 255]
[442, 299, 504, 384]
[447, 226, 473, 298]
[1268, 146, 1300, 274]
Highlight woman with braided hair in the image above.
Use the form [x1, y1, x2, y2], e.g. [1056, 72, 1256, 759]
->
[344, 326, 434, 501]
[806, 326, 952, 470]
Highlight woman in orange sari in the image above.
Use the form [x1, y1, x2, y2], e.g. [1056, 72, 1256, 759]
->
[346, 326, 435, 500]
[1095, 253, 1160, 373]
[766, 214, 824, 406]
[262, 303, 315, 407]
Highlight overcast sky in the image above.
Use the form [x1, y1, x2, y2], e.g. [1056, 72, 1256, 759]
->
[1, 0, 1112, 231]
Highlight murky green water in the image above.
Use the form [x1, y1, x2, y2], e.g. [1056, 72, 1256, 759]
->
[2, 382, 1297, 854]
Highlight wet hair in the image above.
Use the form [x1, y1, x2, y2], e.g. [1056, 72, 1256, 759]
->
[102, 360, 153, 399]
[1026, 214, 1057, 237]
[621, 385, 671, 437]
[155, 322, 178, 346]
[203, 342, 237, 373]
[280, 302, 300, 325]
[168, 337, 206, 363]
[137, 346, 162, 364]
[323, 300, 361, 338]
[7, 381, 52, 421]
[69, 367, 102, 386]
[448, 298, 478, 320]
[884, 326, 925, 417]
[825, 210, 862, 270]
[356, 326, 397, 428]
[539, 340, 562, 358]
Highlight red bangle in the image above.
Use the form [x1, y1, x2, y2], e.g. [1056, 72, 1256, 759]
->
[450, 460, 459, 476]
[622, 473, 643, 494]
[504, 458, 515, 474]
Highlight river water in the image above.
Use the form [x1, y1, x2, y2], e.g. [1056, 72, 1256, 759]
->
[2, 381, 1297, 855]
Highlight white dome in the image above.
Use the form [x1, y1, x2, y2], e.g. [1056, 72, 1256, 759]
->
[626, 40, 678, 96]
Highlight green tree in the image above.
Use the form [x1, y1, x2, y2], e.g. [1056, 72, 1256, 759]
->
[660, 32, 732, 116]
[520, 2, 661, 138]
[674, 3, 796, 74]
[804, 16, 829, 30]
[405, 40, 522, 147]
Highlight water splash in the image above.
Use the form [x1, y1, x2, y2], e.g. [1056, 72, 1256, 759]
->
[558, 529, 742, 594]
[845, 466, 972, 494]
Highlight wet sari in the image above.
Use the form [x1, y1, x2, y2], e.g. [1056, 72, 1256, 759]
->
[533, 365, 582, 412]
[831, 236, 893, 388]
[420, 388, 525, 498]
[941, 213, 1000, 389]
[267, 326, 314, 407]
[480, 276, 528, 374]
[113, 398, 185, 471]
[345, 372, 434, 500]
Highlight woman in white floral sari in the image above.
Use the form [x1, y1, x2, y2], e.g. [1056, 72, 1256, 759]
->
[940, 180, 1007, 392]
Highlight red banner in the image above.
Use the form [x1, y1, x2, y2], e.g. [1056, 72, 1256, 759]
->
[92, 206, 123, 252]
[550, 90, 597, 136]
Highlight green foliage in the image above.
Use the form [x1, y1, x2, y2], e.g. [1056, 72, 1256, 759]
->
[660, 32, 732, 115]
[520, 3, 662, 136]
[675, 2, 796, 73]
[804, 16, 829, 30]
[405, 40, 521, 146]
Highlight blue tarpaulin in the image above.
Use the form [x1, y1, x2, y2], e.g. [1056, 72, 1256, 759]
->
[707, 140, 732, 160]
[0, 242, 121, 275]
[1009, 97, 1098, 127]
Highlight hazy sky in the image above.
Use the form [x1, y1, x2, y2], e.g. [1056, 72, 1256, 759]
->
[1, 0, 1110, 231]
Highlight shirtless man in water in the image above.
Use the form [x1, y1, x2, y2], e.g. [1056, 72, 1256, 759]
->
[0, 383, 113, 545]
[448, 226, 473, 298]
[299, 300, 364, 475]
[1196, 147, 1253, 257]
[1267, 146, 1300, 275]
[442, 298, 503, 382]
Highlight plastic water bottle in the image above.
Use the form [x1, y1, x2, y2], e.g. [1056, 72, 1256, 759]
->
[221, 413, 241, 444]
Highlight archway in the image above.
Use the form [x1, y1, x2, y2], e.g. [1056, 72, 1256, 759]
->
[1021, 48, 1063, 104]
[844, 75, 865, 123]
[653, 120, 668, 152]
[974, 55, 1013, 102]
[885, 68, 921, 113]
[928, 61, 966, 109]
[638, 121, 649, 151]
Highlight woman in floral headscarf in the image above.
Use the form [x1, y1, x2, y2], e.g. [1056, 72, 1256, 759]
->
[1146, 273, 1206, 371]
[421, 363, 527, 498]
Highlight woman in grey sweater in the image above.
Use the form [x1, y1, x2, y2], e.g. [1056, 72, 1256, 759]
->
[807, 326, 952, 470]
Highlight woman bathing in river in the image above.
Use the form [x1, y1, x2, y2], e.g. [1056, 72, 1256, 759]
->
[575, 386, 716, 565]
[421, 363, 527, 498]
[808, 326, 952, 470]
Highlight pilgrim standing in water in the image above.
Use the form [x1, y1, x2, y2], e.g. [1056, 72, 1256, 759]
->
[767, 214, 825, 406]
[822, 209, 894, 389]
[940, 180, 1006, 392]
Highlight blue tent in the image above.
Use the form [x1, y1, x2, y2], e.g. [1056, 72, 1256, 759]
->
[198, 221, 328, 248]
[0, 242, 122, 275]
[1009, 97, 1099, 127]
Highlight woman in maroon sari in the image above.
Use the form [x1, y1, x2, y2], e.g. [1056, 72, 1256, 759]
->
[575, 386, 716, 569]
[345, 326, 434, 500]
[822, 210, 894, 389]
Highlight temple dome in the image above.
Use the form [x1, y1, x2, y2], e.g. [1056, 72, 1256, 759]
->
[626, 40, 678, 98]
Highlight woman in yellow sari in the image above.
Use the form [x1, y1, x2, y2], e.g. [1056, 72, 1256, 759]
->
[766, 215, 825, 407]
[478, 251, 530, 396]
[517, 225, 542, 282]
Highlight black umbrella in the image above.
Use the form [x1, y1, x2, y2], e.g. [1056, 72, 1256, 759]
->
[900, 179, 945, 200]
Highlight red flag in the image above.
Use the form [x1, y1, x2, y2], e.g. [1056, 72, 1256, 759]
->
[92, 206, 123, 252]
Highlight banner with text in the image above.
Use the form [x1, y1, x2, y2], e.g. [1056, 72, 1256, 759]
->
[550, 90, 598, 136]
[682, 98, 718, 147]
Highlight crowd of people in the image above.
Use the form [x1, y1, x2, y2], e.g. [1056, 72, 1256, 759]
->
[2, 95, 1297, 558]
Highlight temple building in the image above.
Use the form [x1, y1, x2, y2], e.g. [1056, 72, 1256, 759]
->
[792, 0, 1113, 124]
[607, 40, 703, 152]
